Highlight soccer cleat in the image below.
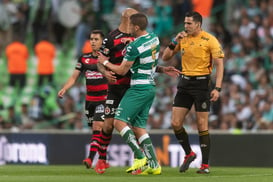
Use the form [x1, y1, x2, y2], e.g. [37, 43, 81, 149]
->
[133, 165, 162, 175]
[179, 151, 196, 172]
[95, 159, 108, 174]
[83, 158, 92, 169]
[197, 164, 210, 174]
[104, 161, 110, 169]
[126, 157, 147, 173]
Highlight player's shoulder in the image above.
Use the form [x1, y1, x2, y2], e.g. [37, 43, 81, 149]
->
[108, 29, 121, 39]
[80, 52, 92, 58]
[200, 31, 218, 41]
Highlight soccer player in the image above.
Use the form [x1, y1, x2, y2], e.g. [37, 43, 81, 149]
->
[95, 8, 180, 174]
[94, 8, 138, 174]
[58, 30, 108, 169]
[98, 12, 163, 175]
[162, 11, 225, 174]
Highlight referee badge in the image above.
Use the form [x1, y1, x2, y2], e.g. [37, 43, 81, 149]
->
[202, 102, 207, 109]
[181, 48, 185, 55]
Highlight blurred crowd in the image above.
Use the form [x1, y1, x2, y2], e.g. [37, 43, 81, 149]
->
[0, 0, 273, 132]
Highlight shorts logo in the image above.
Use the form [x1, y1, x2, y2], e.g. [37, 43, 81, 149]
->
[106, 100, 114, 105]
[95, 104, 105, 113]
[202, 102, 207, 109]
[105, 106, 111, 115]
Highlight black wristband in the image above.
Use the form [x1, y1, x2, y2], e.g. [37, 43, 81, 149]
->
[215, 87, 221, 92]
[168, 43, 176, 50]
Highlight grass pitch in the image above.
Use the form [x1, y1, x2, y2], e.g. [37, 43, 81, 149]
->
[0, 165, 273, 182]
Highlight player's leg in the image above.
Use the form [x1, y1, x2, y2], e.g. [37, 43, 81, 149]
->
[172, 88, 196, 172]
[131, 90, 161, 175]
[196, 111, 210, 174]
[115, 120, 147, 173]
[134, 130, 161, 175]
[83, 102, 104, 169]
[194, 83, 211, 174]
[96, 86, 128, 163]
[114, 87, 156, 173]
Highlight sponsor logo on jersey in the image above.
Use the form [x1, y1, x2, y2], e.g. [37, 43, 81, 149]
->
[85, 71, 103, 79]
[103, 48, 110, 55]
[84, 58, 90, 64]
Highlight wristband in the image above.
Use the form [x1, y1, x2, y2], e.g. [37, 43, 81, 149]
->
[215, 87, 221, 92]
[171, 38, 178, 45]
[168, 43, 176, 50]
[103, 60, 109, 66]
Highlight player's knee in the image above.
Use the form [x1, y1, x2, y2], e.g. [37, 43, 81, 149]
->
[103, 124, 114, 134]
[171, 120, 182, 130]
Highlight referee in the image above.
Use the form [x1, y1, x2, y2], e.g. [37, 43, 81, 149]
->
[162, 11, 224, 174]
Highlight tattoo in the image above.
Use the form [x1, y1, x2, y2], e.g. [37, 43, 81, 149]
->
[97, 63, 105, 75]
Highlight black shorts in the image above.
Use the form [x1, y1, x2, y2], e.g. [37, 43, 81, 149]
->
[85, 100, 105, 126]
[104, 85, 130, 118]
[173, 75, 211, 112]
[38, 74, 54, 86]
[9, 74, 26, 89]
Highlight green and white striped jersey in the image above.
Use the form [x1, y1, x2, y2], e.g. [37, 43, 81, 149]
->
[124, 32, 160, 86]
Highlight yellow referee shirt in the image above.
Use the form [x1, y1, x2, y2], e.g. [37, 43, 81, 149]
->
[174, 30, 224, 76]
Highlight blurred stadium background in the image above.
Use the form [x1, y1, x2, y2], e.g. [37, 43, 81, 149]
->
[1, 0, 273, 132]
[0, 0, 273, 167]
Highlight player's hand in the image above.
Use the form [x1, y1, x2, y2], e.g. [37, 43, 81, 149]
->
[175, 31, 188, 41]
[210, 89, 220, 102]
[121, 38, 134, 44]
[58, 88, 66, 98]
[98, 52, 110, 64]
[105, 70, 117, 83]
[163, 66, 182, 77]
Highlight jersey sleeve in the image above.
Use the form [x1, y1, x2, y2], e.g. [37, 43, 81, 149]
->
[75, 56, 84, 72]
[123, 44, 138, 62]
[100, 35, 113, 57]
[209, 36, 225, 59]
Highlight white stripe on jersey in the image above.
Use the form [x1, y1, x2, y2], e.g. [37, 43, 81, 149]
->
[140, 52, 159, 64]
[137, 69, 152, 74]
[131, 79, 153, 85]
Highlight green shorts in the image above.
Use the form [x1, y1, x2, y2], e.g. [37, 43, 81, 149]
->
[114, 85, 155, 128]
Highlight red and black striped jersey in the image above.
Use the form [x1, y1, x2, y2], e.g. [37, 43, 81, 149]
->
[76, 53, 108, 102]
[100, 29, 134, 85]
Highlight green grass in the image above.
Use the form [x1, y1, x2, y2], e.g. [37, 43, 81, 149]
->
[0, 165, 273, 182]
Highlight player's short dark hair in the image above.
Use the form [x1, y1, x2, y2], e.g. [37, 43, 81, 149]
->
[91, 30, 104, 39]
[185, 11, 203, 25]
[130, 13, 148, 30]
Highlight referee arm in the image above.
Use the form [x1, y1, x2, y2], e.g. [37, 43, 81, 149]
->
[210, 57, 224, 102]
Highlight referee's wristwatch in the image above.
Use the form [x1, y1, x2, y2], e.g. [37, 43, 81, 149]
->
[215, 87, 221, 92]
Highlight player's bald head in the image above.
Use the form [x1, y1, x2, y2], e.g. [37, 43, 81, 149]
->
[122, 8, 138, 18]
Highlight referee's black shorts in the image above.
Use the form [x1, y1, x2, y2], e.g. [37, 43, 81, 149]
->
[173, 75, 211, 112]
